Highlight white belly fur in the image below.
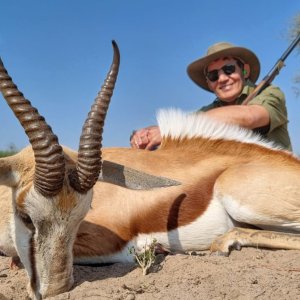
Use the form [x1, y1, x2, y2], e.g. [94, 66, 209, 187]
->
[135, 196, 234, 253]
[220, 194, 300, 233]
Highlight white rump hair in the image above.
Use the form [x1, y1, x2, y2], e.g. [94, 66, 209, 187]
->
[156, 108, 281, 150]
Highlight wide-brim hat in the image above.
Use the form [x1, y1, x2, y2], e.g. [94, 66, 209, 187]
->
[187, 42, 260, 92]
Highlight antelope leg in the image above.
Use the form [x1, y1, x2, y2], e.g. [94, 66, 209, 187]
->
[210, 227, 300, 256]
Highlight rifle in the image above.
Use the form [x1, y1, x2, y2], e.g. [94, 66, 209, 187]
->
[242, 33, 300, 105]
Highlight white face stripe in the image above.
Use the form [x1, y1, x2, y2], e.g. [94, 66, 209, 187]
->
[13, 190, 46, 298]
[13, 210, 35, 278]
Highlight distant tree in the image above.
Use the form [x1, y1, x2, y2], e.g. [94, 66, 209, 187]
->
[0, 143, 18, 157]
[290, 13, 300, 44]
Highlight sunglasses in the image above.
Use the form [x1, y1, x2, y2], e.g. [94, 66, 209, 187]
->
[206, 64, 236, 82]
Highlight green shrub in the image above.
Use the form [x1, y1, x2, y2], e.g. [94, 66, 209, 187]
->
[0, 150, 17, 157]
[129, 239, 157, 275]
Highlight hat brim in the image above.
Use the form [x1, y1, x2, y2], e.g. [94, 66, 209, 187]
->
[187, 46, 260, 92]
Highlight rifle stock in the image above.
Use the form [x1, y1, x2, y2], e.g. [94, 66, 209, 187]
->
[242, 33, 300, 106]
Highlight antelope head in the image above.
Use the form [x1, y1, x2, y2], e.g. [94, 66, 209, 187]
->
[0, 41, 120, 299]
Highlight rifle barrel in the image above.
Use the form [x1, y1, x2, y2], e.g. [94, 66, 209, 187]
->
[242, 33, 300, 105]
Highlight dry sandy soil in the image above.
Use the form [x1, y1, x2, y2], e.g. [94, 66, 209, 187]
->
[0, 248, 300, 300]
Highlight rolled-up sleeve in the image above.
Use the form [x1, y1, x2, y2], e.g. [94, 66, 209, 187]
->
[248, 85, 288, 133]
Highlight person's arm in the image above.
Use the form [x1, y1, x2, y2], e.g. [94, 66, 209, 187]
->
[129, 103, 270, 149]
[204, 104, 270, 129]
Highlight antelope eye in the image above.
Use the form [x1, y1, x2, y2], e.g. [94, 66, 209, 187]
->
[17, 211, 34, 230]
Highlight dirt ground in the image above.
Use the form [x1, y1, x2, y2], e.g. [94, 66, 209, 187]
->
[0, 248, 300, 300]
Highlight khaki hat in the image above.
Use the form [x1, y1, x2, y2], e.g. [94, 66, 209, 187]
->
[187, 42, 260, 92]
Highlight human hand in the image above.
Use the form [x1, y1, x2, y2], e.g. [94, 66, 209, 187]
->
[130, 126, 162, 150]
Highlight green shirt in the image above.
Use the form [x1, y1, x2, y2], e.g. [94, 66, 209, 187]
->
[198, 81, 292, 151]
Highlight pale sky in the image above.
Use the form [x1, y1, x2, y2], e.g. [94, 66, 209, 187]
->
[0, 1, 299, 153]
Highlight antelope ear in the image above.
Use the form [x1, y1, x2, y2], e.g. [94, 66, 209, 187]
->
[0, 158, 18, 187]
[98, 160, 181, 190]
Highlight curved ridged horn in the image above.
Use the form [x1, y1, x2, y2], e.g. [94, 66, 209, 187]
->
[69, 40, 120, 193]
[0, 58, 65, 197]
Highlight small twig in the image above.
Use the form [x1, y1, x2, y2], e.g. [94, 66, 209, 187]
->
[129, 238, 157, 275]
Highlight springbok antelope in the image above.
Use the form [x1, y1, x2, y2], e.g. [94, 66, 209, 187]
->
[0, 41, 300, 300]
